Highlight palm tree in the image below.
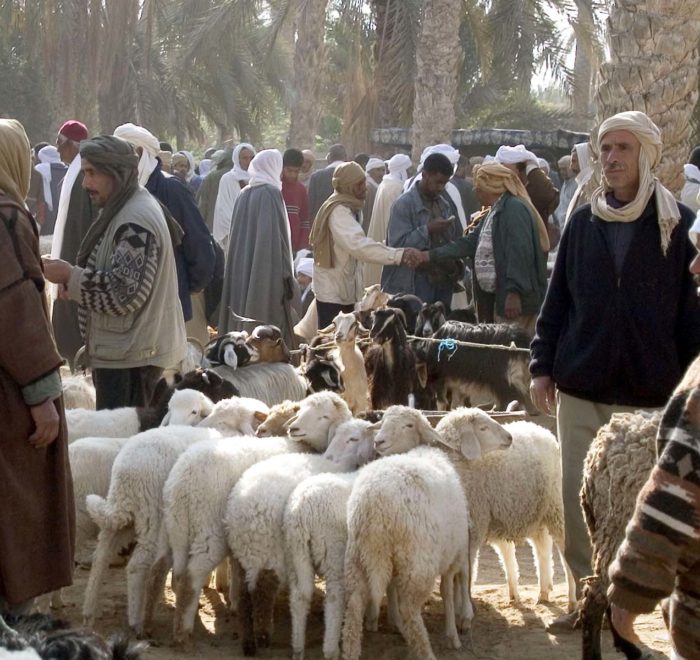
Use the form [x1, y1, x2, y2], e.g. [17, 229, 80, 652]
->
[410, 0, 463, 160]
[595, 0, 700, 191]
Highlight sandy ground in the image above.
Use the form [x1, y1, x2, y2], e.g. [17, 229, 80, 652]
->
[51, 543, 670, 660]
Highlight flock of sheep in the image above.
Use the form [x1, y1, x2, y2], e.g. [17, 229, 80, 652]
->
[37, 295, 663, 660]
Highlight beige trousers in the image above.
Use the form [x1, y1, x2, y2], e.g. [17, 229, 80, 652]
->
[185, 291, 210, 348]
[556, 391, 657, 593]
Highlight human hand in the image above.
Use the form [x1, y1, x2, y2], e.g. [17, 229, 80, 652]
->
[401, 248, 427, 268]
[42, 257, 72, 284]
[609, 605, 641, 646]
[28, 399, 60, 448]
[504, 291, 522, 319]
[529, 375, 556, 416]
[427, 218, 452, 235]
[57, 284, 70, 300]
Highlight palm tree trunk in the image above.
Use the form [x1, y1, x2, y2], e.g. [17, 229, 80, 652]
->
[410, 0, 462, 161]
[287, 0, 330, 148]
[571, 0, 596, 119]
[595, 0, 700, 192]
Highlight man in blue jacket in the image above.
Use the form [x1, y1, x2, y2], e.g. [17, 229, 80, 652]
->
[529, 111, 700, 631]
[114, 124, 215, 344]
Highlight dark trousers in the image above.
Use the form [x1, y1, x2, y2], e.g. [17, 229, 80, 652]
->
[317, 300, 355, 330]
[93, 365, 163, 410]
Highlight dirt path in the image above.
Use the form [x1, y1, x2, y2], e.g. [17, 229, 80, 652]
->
[55, 544, 670, 659]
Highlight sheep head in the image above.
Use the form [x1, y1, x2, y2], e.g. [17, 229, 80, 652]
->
[284, 391, 352, 452]
[161, 389, 215, 427]
[323, 419, 377, 470]
[435, 407, 513, 460]
[372, 406, 441, 456]
[256, 400, 301, 437]
[197, 397, 270, 436]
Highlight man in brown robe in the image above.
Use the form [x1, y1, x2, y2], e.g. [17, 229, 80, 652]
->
[0, 118, 74, 613]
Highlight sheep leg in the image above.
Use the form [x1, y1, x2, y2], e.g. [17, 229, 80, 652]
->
[228, 556, 240, 614]
[143, 552, 171, 637]
[322, 572, 345, 660]
[491, 540, 520, 604]
[386, 578, 401, 632]
[440, 571, 461, 650]
[579, 576, 606, 660]
[252, 568, 279, 649]
[341, 558, 369, 660]
[82, 527, 122, 626]
[289, 561, 314, 660]
[529, 530, 554, 603]
[456, 565, 474, 634]
[395, 576, 437, 660]
[215, 558, 229, 595]
[126, 541, 157, 636]
[237, 564, 257, 657]
[556, 542, 578, 612]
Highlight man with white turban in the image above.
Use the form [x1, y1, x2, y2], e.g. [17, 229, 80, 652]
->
[310, 161, 419, 328]
[361, 157, 386, 233]
[34, 145, 67, 235]
[218, 149, 300, 346]
[681, 145, 700, 213]
[212, 142, 256, 249]
[529, 110, 700, 631]
[364, 153, 412, 287]
[114, 123, 215, 345]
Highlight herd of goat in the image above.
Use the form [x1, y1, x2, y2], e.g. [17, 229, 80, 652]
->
[2, 286, 662, 660]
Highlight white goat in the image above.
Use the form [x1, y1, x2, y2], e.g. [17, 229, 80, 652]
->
[332, 312, 368, 415]
[342, 446, 471, 660]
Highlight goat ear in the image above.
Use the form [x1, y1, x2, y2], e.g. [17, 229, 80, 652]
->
[202, 371, 210, 385]
[173, 372, 183, 384]
[435, 301, 445, 313]
[460, 437, 482, 461]
[254, 410, 269, 422]
[415, 362, 428, 389]
[274, 338, 282, 346]
[223, 345, 238, 369]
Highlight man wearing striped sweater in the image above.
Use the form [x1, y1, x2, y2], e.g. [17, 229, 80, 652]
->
[608, 216, 700, 659]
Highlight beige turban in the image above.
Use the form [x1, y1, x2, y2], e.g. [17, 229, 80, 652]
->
[590, 110, 680, 255]
[475, 161, 550, 252]
[0, 119, 31, 207]
[310, 162, 368, 268]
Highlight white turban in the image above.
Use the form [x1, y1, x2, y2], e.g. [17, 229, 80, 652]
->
[590, 110, 680, 255]
[248, 149, 283, 190]
[495, 144, 539, 167]
[35, 145, 62, 211]
[537, 158, 550, 173]
[113, 123, 160, 186]
[296, 257, 314, 278]
[420, 143, 459, 168]
[198, 158, 213, 177]
[385, 153, 412, 183]
[365, 157, 385, 173]
[232, 143, 256, 183]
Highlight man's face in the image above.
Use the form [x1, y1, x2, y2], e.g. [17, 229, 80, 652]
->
[56, 133, 75, 165]
[368, 166, 385, 185]
[301, 157, 314, 174]
[600, 129, 641, 199]
[172, 158, 189, 180]
[282, 165, 301, 183]
[350, 178, 367, 201]
[570, 149, 580, 175]
[420, 171, 450, 199]
[81, 160, 115, 207]
[296, 273, 312, 288]
[238, 148, 254, 170]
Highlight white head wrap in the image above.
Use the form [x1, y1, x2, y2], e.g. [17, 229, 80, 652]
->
[212, 149, 225, 164]
[537, 158, 550, 173]
[590, 110, 680, 255]
[177, 150, 196, 181]
[113, 123, 160, 186]
[35, 145, 61, 211]
[495, 144, 539, 167]
[419, 143, 459, 169]
[232, 143, 256, 182]
[248, 149, 283, 190]
[296, 257, 314, 278]
[365, 157, 385, 173]
[198, 158, 213, 177]
[573, 142, 592, 183]
[385, 153, 412, 183]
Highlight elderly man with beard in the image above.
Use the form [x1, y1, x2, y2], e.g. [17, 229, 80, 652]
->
[310, 161, 421, 328]
[529, 111, 700, 632]
[43, 135, 186, 410]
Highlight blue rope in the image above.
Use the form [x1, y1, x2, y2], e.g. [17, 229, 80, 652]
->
[437, 338, 458, 362]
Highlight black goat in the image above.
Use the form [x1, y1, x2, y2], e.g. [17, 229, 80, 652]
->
[414, 301, 477, 337]
[386, 294, 423, 335]
[298, 344, 343, 394]
[204, 331, 254, 369]
[364, 307, 416, 410]
[411, 321, 535, 412]
[0, 612, 145, 659]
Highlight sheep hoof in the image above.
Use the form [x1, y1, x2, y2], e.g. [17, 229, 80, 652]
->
[537, 592, 551, 604]
[447, 635, 461, 650]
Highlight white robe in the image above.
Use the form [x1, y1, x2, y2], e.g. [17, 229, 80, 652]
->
[363, 178, 404, 287]
[212, 171, 243, 249]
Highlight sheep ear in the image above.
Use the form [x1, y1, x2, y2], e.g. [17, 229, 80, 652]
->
[415, 362, 428, 389]
[367, 421, 382, 432]
[284, 414, 298, 430]
[419, 419, 443, 445]
[161, 411, 172, 427]
[254, 410, 268, 422]
[460, 437, 482, 461]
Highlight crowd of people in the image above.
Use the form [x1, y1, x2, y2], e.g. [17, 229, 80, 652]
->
[1, 109, 700, 658]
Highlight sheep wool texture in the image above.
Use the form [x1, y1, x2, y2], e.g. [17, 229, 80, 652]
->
[0, 193, 75, 605]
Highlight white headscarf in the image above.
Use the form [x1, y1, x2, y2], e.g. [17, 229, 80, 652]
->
[688, 213, 700, 248]
[35, 145, 61, 211]
[495, 144, 539, 167]
[113, 123, 160, 186]
[248, 149, 283, 190]
[573, 142, 593, 184]
[199, 158, 213, 177]
[232, 143, 256, 182]
[365, 157, 385, 173]
[385, 153, 412, 183]
[177, 150, 196, 181]
[296, 257, 314, 278]
[590, 110, 680, 255]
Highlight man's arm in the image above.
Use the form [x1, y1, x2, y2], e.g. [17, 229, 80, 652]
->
[329, 208, 404, 266]
[386, 199, 431, 250]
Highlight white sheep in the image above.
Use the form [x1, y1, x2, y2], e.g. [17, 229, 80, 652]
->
[82, 425, 223, 634]
[196, 395, 269, 435]
[160, 388, 214, 426]
[61, 374, 96, 410]
[342, 446, 471, 660]
[66, 407, 141, 444]
[284, 419, 376, 660]
[332, 312, 368, 415]
[225, 452, 345, 655]
[373, 406, 577, 610]
[254, 400, 300, 437]
[284, 391, 353, 450]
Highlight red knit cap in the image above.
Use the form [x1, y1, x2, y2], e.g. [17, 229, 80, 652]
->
[58, 120, 88, 143]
